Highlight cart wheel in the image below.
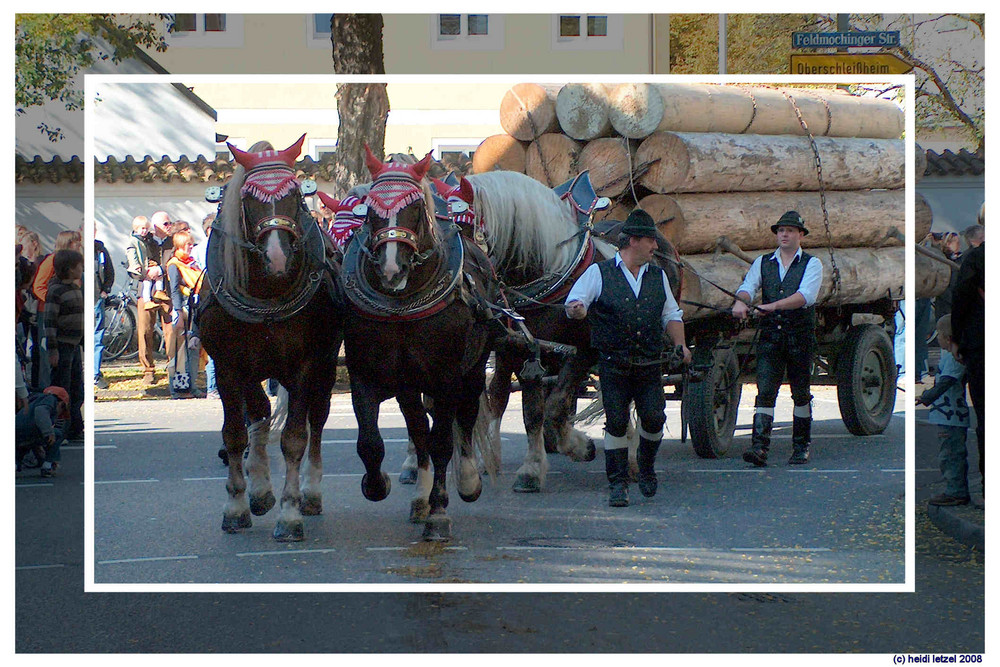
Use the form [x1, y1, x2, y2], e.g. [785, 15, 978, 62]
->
[836, 324, 898, 435]
[684, 347, 742, 458]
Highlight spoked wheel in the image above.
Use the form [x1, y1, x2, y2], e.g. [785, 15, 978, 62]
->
[684, 347, 742, 458]
[836, 324, 898, 435]
[101, 304, 136, 362]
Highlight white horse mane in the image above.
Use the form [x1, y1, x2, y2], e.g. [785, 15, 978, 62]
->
[466, 171, 580, 276]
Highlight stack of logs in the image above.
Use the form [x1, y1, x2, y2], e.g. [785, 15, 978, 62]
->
[475, 82, 947, 320]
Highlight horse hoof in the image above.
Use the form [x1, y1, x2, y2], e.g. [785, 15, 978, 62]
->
[512, 473, 541, 493]
[584, 439, 597, 462]
[273, 520, 304, 542]
[301, 495, 323, 516]
[399, 468, 418, 485]
[361, 472, 391, 502]
[249, 491, 276, 516]
[458, 481, 482, 503]
[409, 498, 430, 523]
[422, 514, 452, 542]
[221, 511, 252, 533]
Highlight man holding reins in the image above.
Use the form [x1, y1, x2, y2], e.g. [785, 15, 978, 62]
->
[732, 211, 824, 467]
[565, 208, 691, 507]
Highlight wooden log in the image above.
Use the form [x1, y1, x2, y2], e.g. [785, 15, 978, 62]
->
[653, 83, 755, 135]
[658, 190, 927, 254]
[499, 83, 562, 141]
[637, 131, 905, 194]
[593, 199, 633, 226]
[915, 192, 932, 239]
[577, 137, 639, 198]
[524, 133, 583, 187]
[680, 247, 948, 320]
[472, 134, 527, 174]
[555, 83, 614, 141]
[636, 193, 685, 244]
[608, 83, 666, 138]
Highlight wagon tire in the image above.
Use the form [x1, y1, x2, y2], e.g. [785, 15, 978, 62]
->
[684, 347, 742, 458]
[836, 324, 897, 436]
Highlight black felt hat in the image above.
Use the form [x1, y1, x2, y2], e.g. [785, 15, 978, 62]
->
[621, 208, 660, 239]
[770, 210, 809, 235]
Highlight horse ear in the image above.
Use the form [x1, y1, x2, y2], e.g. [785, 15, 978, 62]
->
[277, 133, 307, 166]
[431, 178, 453, 197]
[363, 145, 385, 178]
[411, 151, 434, 181]
[228, 142, 252, 169]
[458, 177, 475, 205]
[317, 191, 339, 210]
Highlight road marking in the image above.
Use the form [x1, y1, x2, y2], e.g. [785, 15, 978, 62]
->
[95, 479, 159, 485]
[183, 476, 227, 481]
[98, 555, 199, 565]
[367, 546, 467, 552]
[62, 445, 117, 450]
[688, 469, 767, 473]
[16, 483, 54, 488]
[236, 548, 337, 558]
[786, 469, 859, 473]
[732, 547, 833, 552]
[16, 564, 66, 571]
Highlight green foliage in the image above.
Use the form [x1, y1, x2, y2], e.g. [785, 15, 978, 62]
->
[15, 13, 168, 115]
[670, 14, 820, 74]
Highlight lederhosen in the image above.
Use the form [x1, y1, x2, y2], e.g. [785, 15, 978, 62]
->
[589, 258, 668, 441]
[755, 250, 816, 415]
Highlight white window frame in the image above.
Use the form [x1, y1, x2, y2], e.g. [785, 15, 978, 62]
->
[430, 14, 504, 51]
[307, 138, 338, 161]
[165, 14, 245, 49]
[307, 14, 334, 50]
[551, 14, 623, 52]
[431, 138, 482, 162]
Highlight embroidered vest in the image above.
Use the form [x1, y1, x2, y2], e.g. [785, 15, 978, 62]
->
[590, 259, 666, 365]
[759, 250, 816, 342]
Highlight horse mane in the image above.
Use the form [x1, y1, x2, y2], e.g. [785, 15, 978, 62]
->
[466, 171, 579, 276]
[219, 140, 273, 292]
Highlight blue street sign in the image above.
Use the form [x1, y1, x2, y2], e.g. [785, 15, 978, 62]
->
[792, 31, 901, 49]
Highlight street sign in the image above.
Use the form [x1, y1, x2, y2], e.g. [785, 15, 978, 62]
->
[792, 31, 901, 49]
[790, 53, 912, 76]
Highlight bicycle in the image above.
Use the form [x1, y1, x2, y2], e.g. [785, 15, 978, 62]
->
[101, 267, 164, 362]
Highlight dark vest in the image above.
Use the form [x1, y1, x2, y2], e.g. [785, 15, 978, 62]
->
[590, 259, 666, 364]
[759, 250, 816, 343]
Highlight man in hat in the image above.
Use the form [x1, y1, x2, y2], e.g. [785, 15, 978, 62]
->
[565, 208, 691, 507]
[732, 210, 824, 466]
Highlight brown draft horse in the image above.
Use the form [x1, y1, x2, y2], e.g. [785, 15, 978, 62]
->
[340, 147, 500, 542]
[431, 170, 683, 492]
[197, 136, 344, 542]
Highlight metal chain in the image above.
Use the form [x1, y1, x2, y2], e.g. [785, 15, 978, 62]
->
[780, 89, 841, 296]
[737, 85, 759, 134]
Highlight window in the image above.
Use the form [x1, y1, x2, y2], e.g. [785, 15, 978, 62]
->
[308, 13, 335, 48]
[552, 14, 622, 51]
[307, 139, 338, 161]
[165, 14, 244, 48]
[431, 14, 504, 51]
[431, 139, 482, 164]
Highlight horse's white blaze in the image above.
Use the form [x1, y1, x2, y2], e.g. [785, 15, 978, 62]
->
[264, 230, 287, 274]
[245, 418, 272, 500]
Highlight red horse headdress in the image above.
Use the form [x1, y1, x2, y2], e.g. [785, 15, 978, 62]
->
[363, 146, 434, 219]
[317, 190, 366, 249]
[229, 134, 306, 203]
[432, 176, 480, 233]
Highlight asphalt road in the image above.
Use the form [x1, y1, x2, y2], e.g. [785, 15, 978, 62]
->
[15, 384, 984, 652]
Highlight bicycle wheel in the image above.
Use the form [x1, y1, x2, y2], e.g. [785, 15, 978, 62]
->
[101, 304, 136, 362]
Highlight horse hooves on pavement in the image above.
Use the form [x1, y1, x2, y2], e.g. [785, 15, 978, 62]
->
[301, 495, 323, 516]
[399, 468, 418, 485]
[272, 520, 304, 542]
[409, 498, 430, 524]
[512, 474, 541, 493]
[422, 514, 452, 542]
[361, 472, 391, 502]
[584, 439, 597, 462]
[249, 491, 277, 516]
[221, 511, 252, 533]
[458, 482, 482, 503]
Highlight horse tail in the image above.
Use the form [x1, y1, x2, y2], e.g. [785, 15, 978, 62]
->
[467, 390, 500, 482]
[269, 384, 289, 447]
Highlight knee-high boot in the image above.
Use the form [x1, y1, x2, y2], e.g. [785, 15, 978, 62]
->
[636, 436, 661, 498]
[604, 433, 630, 507]
[743, 410, 773, 467]
[789, 402, 812, 465]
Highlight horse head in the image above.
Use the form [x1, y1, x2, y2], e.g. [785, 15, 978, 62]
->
[432, 176, 479, 244]
[317, 190, 366, 252]
[225, 135, 314, 287]
[360, 146, 436, 292]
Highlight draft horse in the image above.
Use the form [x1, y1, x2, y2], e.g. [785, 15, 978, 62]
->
[432, 170, 683, 492]
[198, 135, 344, 542]
[341, 147, 499, 541]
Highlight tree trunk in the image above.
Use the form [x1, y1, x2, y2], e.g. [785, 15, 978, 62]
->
[659, 189, 928, 254]
[636, 193, 685, 243]
[680, 247, 949, 320]
[637, 131, 905, 193]
[499, 83, 562, 141]
[524, 133, 583, 187]
[331, 14, 389, 193]
[555, 83, 614, 141]
[472, 134, 527, 174]
[577, 137, 640, 197]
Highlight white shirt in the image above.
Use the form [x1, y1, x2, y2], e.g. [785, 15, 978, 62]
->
[565, 253, 684, 329]
[737, 247, 823, 307]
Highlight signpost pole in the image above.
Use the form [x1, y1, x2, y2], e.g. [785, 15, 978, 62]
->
[719, 14, 727, 74]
